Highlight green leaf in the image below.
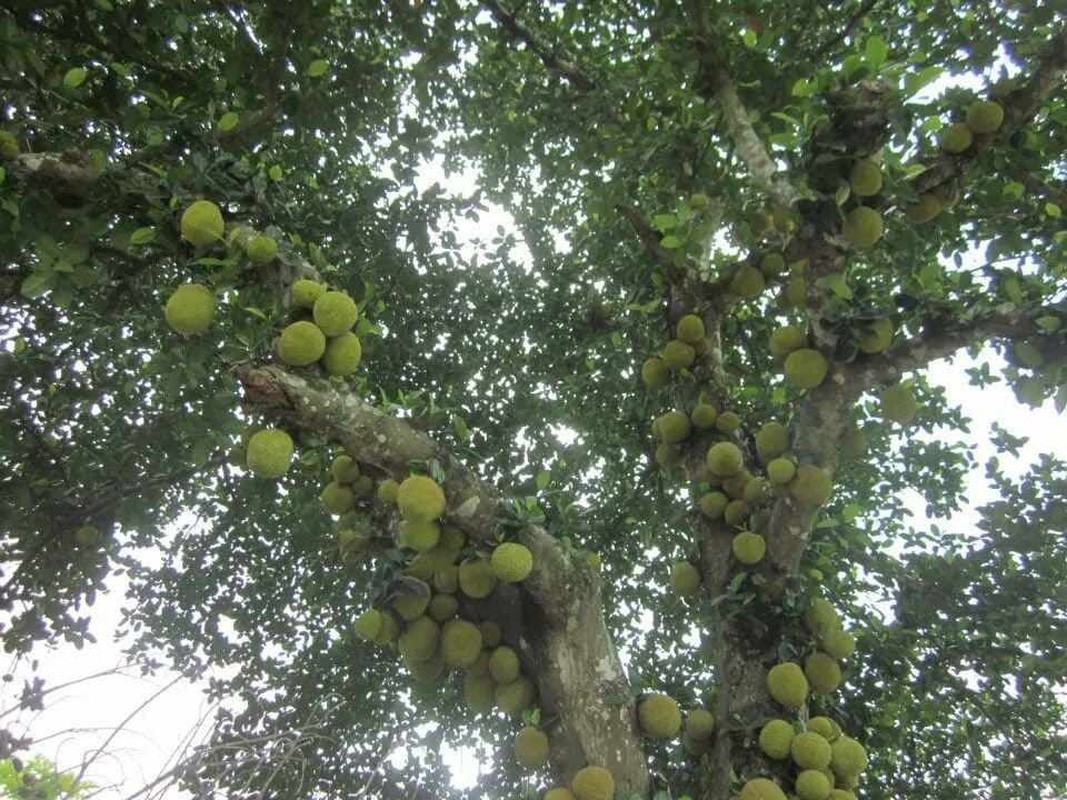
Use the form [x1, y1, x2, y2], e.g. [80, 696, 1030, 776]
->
[307, 59, 330, 78]
[864, 35, 888, 70]
[823, 273, 852, 299]
[217, 111, 240, 132]
[660, 235, 683, 249]
[268, 165, 283, 181]
[652, 213, 677, 231]
[130, 227, 156, 246]
[20, 268, 53, 298]
[62, 67, 87, 89]
[535, 470, 551, 491]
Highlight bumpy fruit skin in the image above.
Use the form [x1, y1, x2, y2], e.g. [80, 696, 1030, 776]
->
[966, 100, 1004, 134]
[0, 130, 20, 160]
[322, 332, 362, 376]
[790, 465, 832, 507]
[399, 519, 440, 551]
[880, 383, 918, 424]
[514, 726, 550, 767]
[732, 531, 766, 565]
[655, 410, 692, 444]
[690, 192, 710, 210]
[805, 652, 843, 694]
[393, 592, 430, 622]
[724, 499, 750, 526]
[428, 594, 458, 621]
[767, 662, 809, 708]
[491, 542, 534, 582]
[278, 321, 327, 366]
[246, 234, 278, 263]
[760, 252, 786, 276]
[441, 619, 483, 667]
[858, 318, 893, 354]
[690, 403, 718, 429]
[676, 314, 705, 343]
[398, 616, 439, 663]
[731, 264, 766, 298]
[829, 791, 856, 800]
[686, 708, 715, 740]
[767, 457, 796, 485]
[715, 411, 741, 433]
[805, 598, 842, 636]
[331, 454, 360, 483]
[830, 737, 868, 777]
[496, 675, 536, 714]
[842, 206, 883, 248]
[164, 283, 216, 335]
[291, 278, 326, 309]
[796, 769, 832, 800]
[313, 290, 358, 336]
[463, 673, 495, 711]
[489, 645, 520, 683]
[740, 777, 787, 800]
[321, 482, 355, 515]
[905, 194, 944, 224]
[246, 428, 294, 478]
[940, 122, 974, 154]
[821, 629, 855, 660]
[784, 348, 829, 390]
[706, 442, 744, 477]
[661, 339, 696, 370]
[376, 478, 399, 504]
[848, 160, 882, 197]
[670, 561, 701, 596]
[808, 716, 841, 742]
[571, 766, 615, 800]
[638, 693, 682, 738]
[180, 200, 224, 246]
[354, 609, 383, 641]
[544, 789, 577, 800]
[756, 422, 789, 462]
[458, 558, 497, 599]
[793, 731, 833, 769]
[641, 356, 670, 389]
[770, 325, 807, 360]
[760, 719, 795, 759]
[397, 475, 446, 521]
[699, 491, 729, 518]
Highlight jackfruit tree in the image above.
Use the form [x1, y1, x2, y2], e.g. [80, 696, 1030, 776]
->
[0, 3, 1064, 800]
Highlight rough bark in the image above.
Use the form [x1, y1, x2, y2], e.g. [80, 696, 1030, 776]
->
[237, 364, 650, 794]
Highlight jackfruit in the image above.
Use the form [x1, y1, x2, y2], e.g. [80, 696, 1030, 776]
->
[848, 160, 882, 197]
[354, 609, 384, 641]
[840, 425, 867, 459]
[180, 200, 224, 246]
[715, 411, 741, 433]
[495, 675, 535, 715]
[641, 356, 670, 389]
[433, 562, 459, 592]
[796, 769, 832, 800]
[655, 443, 683, 469]
[767, 662, 809, 708]
[670, 561, 701, 597]
[440, 526, 466, 551]
[322, 332, 362, 376]
[399, 519, 440, 552]
[488, 645, 520, 683]
[940, 123, 973, 154]
[829, 791, 856, 800]
[699, 491, 729, 519]
[740, 778, 787, 800]
[463, 673, 495, 712]
[761, 252, 786, 277]
[515, 726, 550, 767]
[393, 592, 431, 622]
[545, 789, 577, 800]
[770, 325, 807, 360]
[246, 428, 294, 478]
[830, 737, 868, 777]
[406, 554, 435, 581]
[857, 318, 893, 354]
[164, 283, 217, 336]
[966, 100, 1004, 134]
[279, 320, 327, 366]
[790, 465, 832, 508]
[706, 442, 744, 477]
[784, 348, 828, 390]
[724, 500, 750, 527]
[905, 194, 943, 224]
[820, 629, 855, 660]
[291, 278, 326, 309]
[490, 542, 534, 582]
[731, 265, 766, 298]
[662, 339, 696, 371]
[732, 531, 766, 564]
[743, 477, 771, 505]
[397, 616, 439, 663]
[246, 234, 278, 263]
[74, 524, 100, 546]
[638, 693, 681, 738]
[842, 206, 883, 248]
[458, 558, 497, 599]
[686, 707, 715, 741]
[880, 383, 918, 424]
[759, 719, 795, 759]
[766, 457, 796, 485]
[805, 598, 842, 637]
[756, 422, 789, 462]
[440, 619, 483, 667]
[313, 290, 358, 337]
[676, 314, 705, 343]
[321, 482, 355, 515]
[397, 475, 447, 521]
[805, 652, 842, 694]
[793, 730, 833, 770]
[655, 410, 692, 444]
[408, 653, 446, 684]
[807, 717, 841, 742]
[722, 473, 750, 499]
[331, 455, 360, 483]
[690, 403, 718, 429]
[784, 277, 807, 308]
[428, 593, 458, 622]
[571, 766, 615, 800]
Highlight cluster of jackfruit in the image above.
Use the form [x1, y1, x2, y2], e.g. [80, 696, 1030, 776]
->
[320, 453, 376, 516]
[636, 693, 715, 752]
[767, 324, 830, 392]
[651, 392, 744, 471]
[277, 281, 362, 376]
[1004, 330, 1062, 409]
[354, 474, 540, 722]
[641, 313, 710, 391]
[540, 765, 615, 800]
[163, 200, 284, 337]
[751, 713, 868, 800]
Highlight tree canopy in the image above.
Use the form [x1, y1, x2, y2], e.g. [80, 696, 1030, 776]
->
[0, 2, 1065, 799]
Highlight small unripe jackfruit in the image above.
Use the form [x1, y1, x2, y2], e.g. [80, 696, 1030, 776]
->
[321, 482, 355, 516]
[655, 410, 691, 444]
[670, 561, 701, 597]
[495, 675, 536, 715]
[638, 693, 682, 738]
[905, 194, 943, 224]
[966, 100, 1004, 134]
[706, 442, 744, 477]
[842, 207, 883, 249]
[740, 778, 787, 800]
[766, 457, 796, 485]
[458, 558, 497, 599]
[940, 123, 973, 154]
[291, 278, 326, 309]
[491, 542, 533, 582]
[880, 383, 918, 424]
[642, 356, 670, 389]
[279, 321, 327, 366]
[165, 283, 216, 335]
[805, 651, 843, 694]
[770, 325, 807, 360]
[313, 290, 358, 337]
[755, 422, 789, 462]
[848, 160, 882, 197]
[180, 200, 224, 246]
[662, 339, 696, 370]
[441, 619, 483, 667]
[767, 662, 809, 708]
[858, 318, 893, 354]
[690, 402, 718, 429]
[246, 429, 294, 478]
[571, 767, 615, 800]
[686, 707, 715, 741]
[796, 769, 832, 800]
[731, 264, 766, 298]
[759, 719, 795, 759]
[514, 726, 549, 767]
[790, 465, 832, 508]
[489, 645, 520, 683]
[676, 314, 705, 343]
[821, 629, 855, 660]
[784, 348, 828, 390]
[246, 234, 278, 263]
[322, 332, 362, 376]
[732, 531, 766, 565]
[830, 737, 868, 777]
[699, 491, 729, 519]
[397, 475, 446, 521]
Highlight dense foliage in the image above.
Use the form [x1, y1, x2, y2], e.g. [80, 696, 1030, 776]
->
[0, 2, 1064, 799]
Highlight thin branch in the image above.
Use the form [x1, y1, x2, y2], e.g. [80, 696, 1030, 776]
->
[814, 0, 882, 59]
